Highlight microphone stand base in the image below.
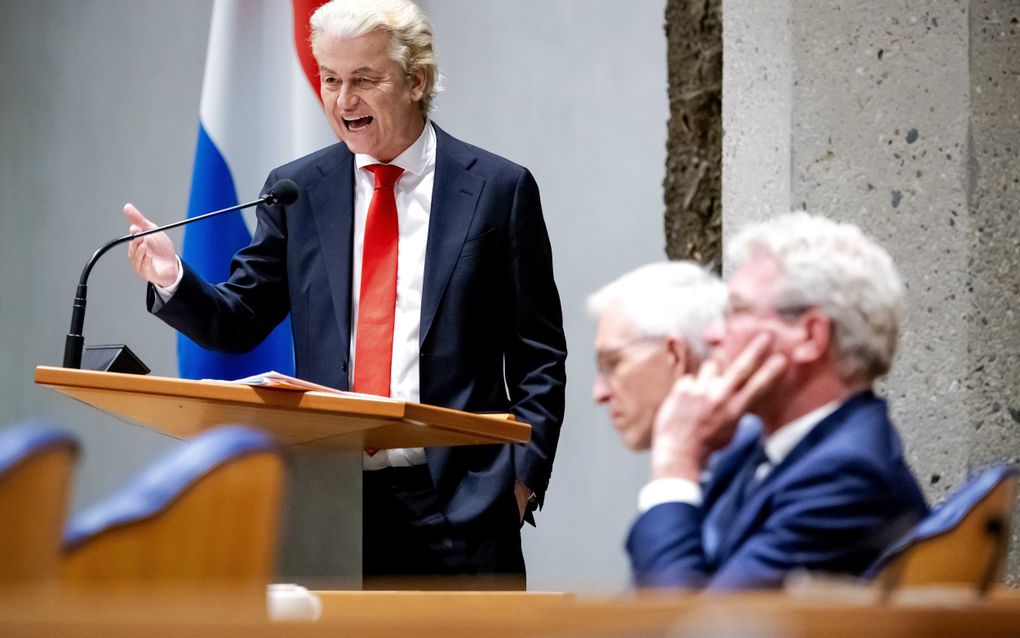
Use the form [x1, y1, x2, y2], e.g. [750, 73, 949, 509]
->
[81, 344, 151, 375]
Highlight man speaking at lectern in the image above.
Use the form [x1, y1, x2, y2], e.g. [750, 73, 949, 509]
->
[123, 0, 566, 587]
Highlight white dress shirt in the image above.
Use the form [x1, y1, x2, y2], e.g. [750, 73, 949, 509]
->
[638, 400, 842, 513]
[354, 121, 435, 470]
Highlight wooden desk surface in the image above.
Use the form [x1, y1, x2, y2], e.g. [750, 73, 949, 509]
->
[35, 366, 529, 450]
[3, 586, 1020, 637]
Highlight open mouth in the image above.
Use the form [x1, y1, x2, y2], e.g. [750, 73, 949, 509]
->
[344, 115, 373, 132]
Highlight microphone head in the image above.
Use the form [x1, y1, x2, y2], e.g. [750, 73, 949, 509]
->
[264, 179, 299, 206]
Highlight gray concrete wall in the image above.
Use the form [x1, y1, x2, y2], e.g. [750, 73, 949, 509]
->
[0, 1, 668, 592]
[421, 0, 669, 591]
[723, 0, 1020, 577]
[721, 0, 792, 232]
[966, 0, 1020, 577]
[0, 0, 209, 512]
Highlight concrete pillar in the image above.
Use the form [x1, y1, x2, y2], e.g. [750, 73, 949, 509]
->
[722, 0, 1020, 578]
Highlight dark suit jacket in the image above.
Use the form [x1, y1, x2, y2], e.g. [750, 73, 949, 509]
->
[626, 392, 927, 590]
[150, 123, 567, 533]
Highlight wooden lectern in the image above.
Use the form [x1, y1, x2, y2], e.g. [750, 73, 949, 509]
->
[34, 366, 529, 589]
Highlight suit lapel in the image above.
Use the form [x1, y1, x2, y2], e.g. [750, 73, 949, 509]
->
[715, 392, 879, 558]
[420, 125, 485, 348]
[764, 391, 877, 482]
[307, 145, 355, 370]
[704, 425, 761, 505]
[703, 435, 763, 561]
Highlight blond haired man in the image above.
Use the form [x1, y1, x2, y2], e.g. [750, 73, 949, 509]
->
[125, 0, 565, 588]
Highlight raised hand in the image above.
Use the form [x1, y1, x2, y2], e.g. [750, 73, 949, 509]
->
[650, 333, 787, 481]
[123, 203, 180, 288]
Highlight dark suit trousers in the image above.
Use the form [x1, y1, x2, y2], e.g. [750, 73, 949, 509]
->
[362, 465, 525, 590]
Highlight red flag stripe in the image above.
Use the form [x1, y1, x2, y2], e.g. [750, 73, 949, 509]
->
[292, 0, 329, 99]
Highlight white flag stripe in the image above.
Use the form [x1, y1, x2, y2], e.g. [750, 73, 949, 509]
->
[200, 0, 335, 232]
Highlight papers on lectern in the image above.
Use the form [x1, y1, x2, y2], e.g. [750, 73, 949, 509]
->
[230, 371, 399, 402]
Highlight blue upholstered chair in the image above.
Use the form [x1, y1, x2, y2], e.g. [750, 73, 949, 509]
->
[0, 421, 79, 583]
[62, 426, 284, 586]
[866, 465, 1017, 597]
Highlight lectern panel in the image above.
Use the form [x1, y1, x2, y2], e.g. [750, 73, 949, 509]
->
[34, 366, 530, 589]
[34, 367, 529, 449]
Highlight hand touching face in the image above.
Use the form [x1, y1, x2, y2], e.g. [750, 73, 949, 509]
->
[649, 332, 787, 481]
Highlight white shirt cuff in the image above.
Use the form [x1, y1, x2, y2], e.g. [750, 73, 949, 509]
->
[153, 256, 184, 303]
[638, 478, 703, 513]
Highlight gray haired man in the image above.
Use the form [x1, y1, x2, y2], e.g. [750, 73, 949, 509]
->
[624, 214, 927, 590]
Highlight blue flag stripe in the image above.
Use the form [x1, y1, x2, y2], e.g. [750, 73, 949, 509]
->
[177, 123, 295, 380]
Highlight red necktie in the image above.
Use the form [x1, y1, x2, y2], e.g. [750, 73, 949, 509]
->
[354, 164, 404, 403]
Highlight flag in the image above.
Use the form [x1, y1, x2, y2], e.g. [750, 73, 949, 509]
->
[179, 0, 333, 380]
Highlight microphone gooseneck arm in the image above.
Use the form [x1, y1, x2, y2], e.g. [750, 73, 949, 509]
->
[61, 181, 296, 369]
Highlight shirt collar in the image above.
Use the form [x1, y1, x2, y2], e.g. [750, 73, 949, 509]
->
[761, 399, 841, 465]
[354, 119, 435, 177]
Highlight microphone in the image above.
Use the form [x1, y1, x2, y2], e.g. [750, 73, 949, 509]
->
[62, 178, 300, 370]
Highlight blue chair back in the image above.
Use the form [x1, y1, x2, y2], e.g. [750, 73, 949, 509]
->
[0, 421, 79, 583]
[0, 421, 79, 479]
[866, 464, 1017, 595]
[62, 425, 283, 585]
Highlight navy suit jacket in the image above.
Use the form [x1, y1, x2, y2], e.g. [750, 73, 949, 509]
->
[626, 392, 927, 590]
[150, 124, 567, 531]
